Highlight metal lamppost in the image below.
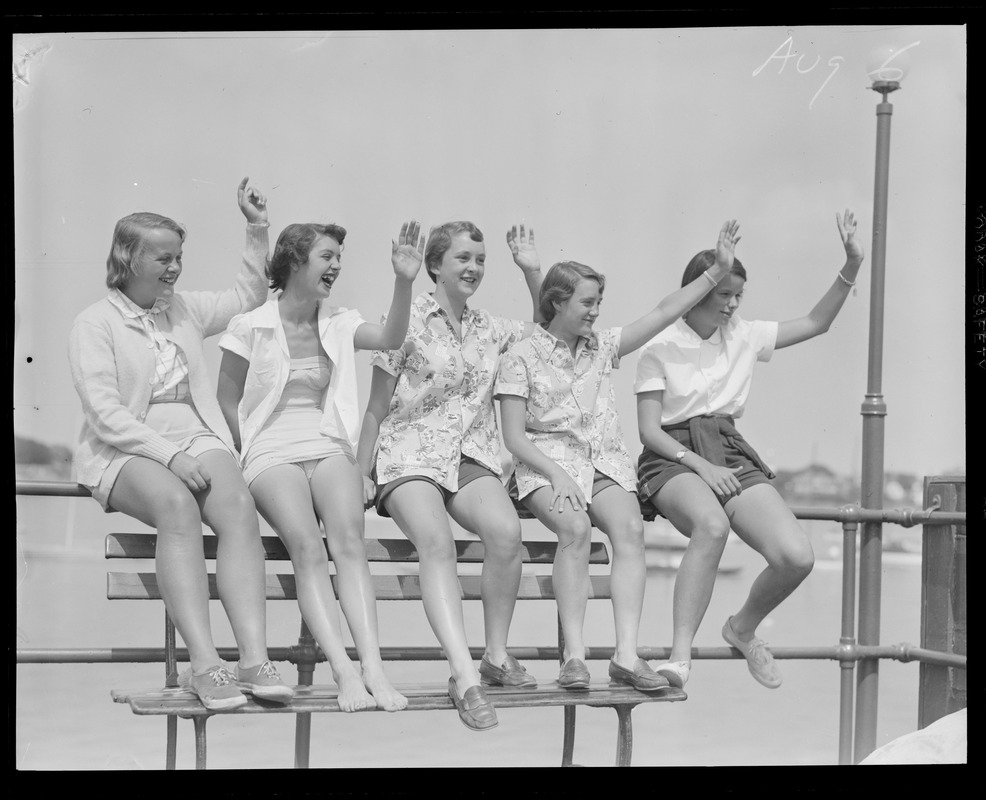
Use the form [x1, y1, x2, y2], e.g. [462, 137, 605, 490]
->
[854, 42, 915, 763]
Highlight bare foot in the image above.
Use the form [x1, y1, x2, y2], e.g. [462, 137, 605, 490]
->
[335, 668, 377, 713]
[362, 665, 408, 712]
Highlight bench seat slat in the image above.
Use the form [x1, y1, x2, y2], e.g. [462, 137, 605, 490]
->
[104, 533, 609, 564]
[112, 682, 686, 716]
[107, 572, 612, 602]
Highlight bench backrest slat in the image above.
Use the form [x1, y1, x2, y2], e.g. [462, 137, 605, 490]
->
[104, 533, 610, 565]
[107, 572, 612, 602]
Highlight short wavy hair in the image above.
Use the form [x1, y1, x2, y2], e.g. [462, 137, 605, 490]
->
[105, 212, 187, 290]
[423, 221, 483, 284]
[268, 222, 347, 291]
[680, 249, 747, 292]
[539, 261, 606, 324]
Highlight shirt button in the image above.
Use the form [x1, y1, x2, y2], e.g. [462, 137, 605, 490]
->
[146, 343, 154, 349]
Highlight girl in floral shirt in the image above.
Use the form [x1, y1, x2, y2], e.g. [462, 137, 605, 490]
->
[495, 221, 740, 692]
[357, 221, 542, 732]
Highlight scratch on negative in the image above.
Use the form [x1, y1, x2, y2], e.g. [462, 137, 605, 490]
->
[12, 42, 51, 86]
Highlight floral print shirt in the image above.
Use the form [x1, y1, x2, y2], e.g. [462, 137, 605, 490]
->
[495, 325, 637, 501]
[371, 292, 527, 491]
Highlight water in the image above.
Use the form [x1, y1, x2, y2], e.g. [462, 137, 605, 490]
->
[15, 496, 925, 769]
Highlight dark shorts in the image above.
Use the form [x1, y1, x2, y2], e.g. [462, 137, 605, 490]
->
[373, 456, 498, 518]
[509, 469, 623, 520]
[636, 429, 773, 522]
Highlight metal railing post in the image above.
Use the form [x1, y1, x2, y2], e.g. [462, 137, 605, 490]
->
[854, 84, 896, 763]
[837, 519, 858, 765]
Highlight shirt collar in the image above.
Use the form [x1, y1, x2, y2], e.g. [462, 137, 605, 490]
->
[676, 316, 727, 345]
[531, 324, 599, 359]
[109, 289, 169, 318]
[418, 291, 477, 327]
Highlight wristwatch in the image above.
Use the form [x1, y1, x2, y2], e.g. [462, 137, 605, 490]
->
[674, 449, 689, 463]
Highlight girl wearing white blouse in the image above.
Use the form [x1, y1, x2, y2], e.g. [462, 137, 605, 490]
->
[217, 219, 423, 712]
[634, 211, 864, 690]
[496, 221, 740, 692]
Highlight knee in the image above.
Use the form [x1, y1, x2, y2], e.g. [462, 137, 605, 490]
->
[153, 489, 201, 532]
[774, 538, 815, 581]
[414, 534, 458, 565]
[610, 517, 645, 557]
[326, 521, 367, 561]
[689, 511, 731, 546]
[292, 533, 331, 569]
[556, 515, 593, 552]
[480, 520, 523, 564]
[221, 485, 259, 524]
[789, 543, 815, 580]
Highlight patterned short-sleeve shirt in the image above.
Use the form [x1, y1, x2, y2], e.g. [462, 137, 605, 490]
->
[494, 325, 637, 501]
[371, 292, 526, 491]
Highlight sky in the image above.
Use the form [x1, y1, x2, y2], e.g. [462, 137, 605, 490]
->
[11, 22, 967, 481]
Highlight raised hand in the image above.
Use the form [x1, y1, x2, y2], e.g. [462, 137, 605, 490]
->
[391, 219, 425, 282]
[237, 176, 268, 224]
[836, 209, 864, 263]
[714, 219, 741, 272]
[506, 223, 541, 274]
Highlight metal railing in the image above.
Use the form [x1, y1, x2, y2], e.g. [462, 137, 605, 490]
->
[15, 477, 966, 764]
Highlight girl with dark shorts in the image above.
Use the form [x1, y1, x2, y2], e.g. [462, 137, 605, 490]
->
[496, 221, 740, 693]
[634, 210, 864, 690]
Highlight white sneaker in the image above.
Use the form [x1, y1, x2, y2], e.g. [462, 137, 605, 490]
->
[232, 660, 295, 703]
[655, 660, 691, 688]
[722, 617, 782, 689]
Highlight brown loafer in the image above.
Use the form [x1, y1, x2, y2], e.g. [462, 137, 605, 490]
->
[558, 658, 591, 690]
[608, 658, 670, 692]
[448, 678, 498, 732]
[479, 654, 538, 689]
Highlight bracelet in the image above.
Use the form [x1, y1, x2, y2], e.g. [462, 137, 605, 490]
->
[837, 270, 857, 296]
[702, 270, 718, 287]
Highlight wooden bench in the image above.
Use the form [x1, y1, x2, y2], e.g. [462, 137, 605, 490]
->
[107, 530, 686, 769]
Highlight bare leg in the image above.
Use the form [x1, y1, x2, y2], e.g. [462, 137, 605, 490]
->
[108, 457, 220, 673]
[447, 476, 523, 666]
[194, 450, 272, 669]
[522, 487, 593, 662]
[385, 481, 483, 693]
[249, 463, 374, 712]
[655, 473, 733, 666]
[310, 456, 406, 711]
[587, 486, 646, 670]
[724, 483, 815, 639]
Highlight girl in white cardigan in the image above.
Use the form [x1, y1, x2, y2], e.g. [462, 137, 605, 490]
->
[69, 178, 292, 711]
[217, 219, 423, 712]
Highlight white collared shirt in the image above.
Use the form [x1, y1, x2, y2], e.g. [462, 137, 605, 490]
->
[219, 298, 366, 460]
[633, 316, 778, 424]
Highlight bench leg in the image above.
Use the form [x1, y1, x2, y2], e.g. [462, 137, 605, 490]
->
[561, 706, 577, 766]
[294, 714, 312, 769]
[614, 705, 633, 766]
[192, 716, 208, 770]
[294, 619, 317, 769]
[166, 716, 177, 770]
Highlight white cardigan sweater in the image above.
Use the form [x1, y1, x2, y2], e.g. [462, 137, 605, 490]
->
[68, 223, 270, 488]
